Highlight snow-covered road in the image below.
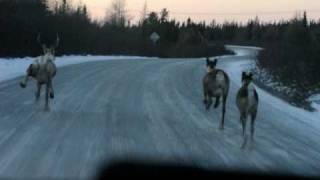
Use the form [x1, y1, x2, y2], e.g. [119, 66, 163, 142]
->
[0, 55, 154, 83]
[0, 50, 319, 178]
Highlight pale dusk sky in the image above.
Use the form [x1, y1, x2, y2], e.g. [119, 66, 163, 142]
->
[69, 0, 320, 23]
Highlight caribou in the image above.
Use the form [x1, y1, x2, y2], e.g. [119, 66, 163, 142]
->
[203, 57, 230, 130]
[20, 34, 59, 111]
[236, 72, 259, 148]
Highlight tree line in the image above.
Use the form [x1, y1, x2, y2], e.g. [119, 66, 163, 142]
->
[0, 0, 229, 58]
[1, 0, 319, 103]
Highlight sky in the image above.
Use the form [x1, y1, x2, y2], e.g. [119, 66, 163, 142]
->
[69, 0, 320, 24]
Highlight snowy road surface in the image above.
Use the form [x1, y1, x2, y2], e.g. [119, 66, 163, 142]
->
[0, 51, 320, 178]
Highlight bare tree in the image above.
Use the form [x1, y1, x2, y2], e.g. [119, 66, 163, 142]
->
[160, 8, 169, 23]
[105, 0, 127, 27]
[139, 0, 148, 24]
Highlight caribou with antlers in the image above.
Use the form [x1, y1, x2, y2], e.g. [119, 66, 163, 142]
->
[20, 34, 59, 111]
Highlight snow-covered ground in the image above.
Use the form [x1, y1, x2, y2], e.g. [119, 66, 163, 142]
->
[226, 58, 320, 123]
[0, 50, 318, 114]
[225, 45, 263, 56]
[0, 49, 320, 177]
[226, 46, 320, 122]
[227, 45, 320, 111]
[0, 55, 155, 83]
[254, 68, 299, 95]
[309, 94, 320, 111]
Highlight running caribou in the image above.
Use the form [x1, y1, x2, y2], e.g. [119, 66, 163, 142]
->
[20, 34, 59, 111]
[236, 72, 259, 148]
[203, 57, 230, 130]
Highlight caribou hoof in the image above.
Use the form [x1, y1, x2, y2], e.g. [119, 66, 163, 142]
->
[203, 99, 207, 105]
[50, 92, 54, 99]
[20, 82, 26, 88]
[219, 125, 224, 131]
[214, 103, 219, 109]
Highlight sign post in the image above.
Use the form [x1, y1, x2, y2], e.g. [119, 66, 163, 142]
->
[150, 32, 160, 44]
[150, 32, 160, 56]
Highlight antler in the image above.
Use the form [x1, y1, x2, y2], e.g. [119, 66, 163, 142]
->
[37, 33, 46, 52]
[54, 33, 60, 48]
[37, 34, 41, 44]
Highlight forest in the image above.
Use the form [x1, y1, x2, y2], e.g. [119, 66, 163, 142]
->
[0, 0, 319, 104]
[0, 0, 230, 57]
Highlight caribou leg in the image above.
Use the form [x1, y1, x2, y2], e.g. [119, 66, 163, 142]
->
[35, 83, 41, 101]
[219, 95, 227, 130]
[203, 87, 208, 105]
[241, 113, 248, 149]
[49, 80, 54, 99]
[214, 96, 220, 108]
[20, 74, 30, 88]
[20, 64, 33, 88]
[203, 88, 213, 110]
[44, 83, 50, 111]
[206, 98, 213, 110]
[241, 115, 247, 136]
[250, 111, 257, 141]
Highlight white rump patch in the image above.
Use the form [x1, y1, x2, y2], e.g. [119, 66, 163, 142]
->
[207, 67, 213, 73]
[216, 72, 225, 83]
[248, 83, 255, 98]
[34, 56, 46, 65]
[210, 71, 226, 96]
[247, 83, 257, 106]
[34, 54, 55, 66]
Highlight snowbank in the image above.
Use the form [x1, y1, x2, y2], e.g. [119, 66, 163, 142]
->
[225, 45, 263, 56]
[227, 45, 320, 112]
[226, 59, 320, 125]
[0, 55, 155, 83]
[225, 47, 320, 125]
[308, 94, 320, 111]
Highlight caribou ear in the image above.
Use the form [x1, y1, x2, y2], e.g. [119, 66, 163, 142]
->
[206, 57, 210, 65]
[42, 44, 47, 54]
[37, 33, 47, 54]
[242, 72, 246, 81]
[213, 59, 218, 66]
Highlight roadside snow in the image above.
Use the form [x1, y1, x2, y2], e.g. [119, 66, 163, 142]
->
[227, 45, 320, 112]
[226, 46, 320, 124]
[253, 66, 297, 96]
[308, 94, 320, 102]
[308, 94, 320, 111]
[0, 55, 154, 83]
[226, 58, 320, 125]
[225, 45, 263, 56]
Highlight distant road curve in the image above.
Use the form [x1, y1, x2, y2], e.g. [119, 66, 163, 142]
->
[0, 48, 319, 178]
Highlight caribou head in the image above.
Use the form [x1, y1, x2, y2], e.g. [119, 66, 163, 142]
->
[241, 72, 254, 86]
[37, 34, 59, 61]
[206, 57, 218, 73]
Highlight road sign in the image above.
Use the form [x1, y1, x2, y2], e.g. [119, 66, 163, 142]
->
[150, 32, 160, 43]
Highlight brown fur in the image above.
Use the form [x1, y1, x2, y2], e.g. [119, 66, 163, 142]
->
[20, 34, 59, 111]
[236, 72, 259, 148]
[203, 58, 230, 130]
